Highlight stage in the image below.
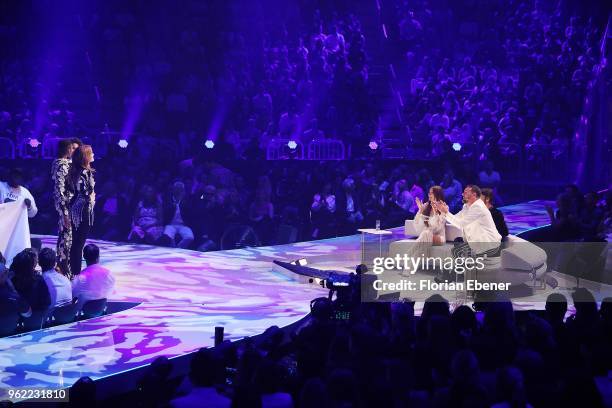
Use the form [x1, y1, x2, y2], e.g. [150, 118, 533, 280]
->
[2, 199, 601, 402]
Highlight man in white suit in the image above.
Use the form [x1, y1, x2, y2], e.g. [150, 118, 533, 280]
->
[433, 184, 502, 257]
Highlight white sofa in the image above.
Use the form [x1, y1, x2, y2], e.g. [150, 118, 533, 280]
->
[387, 220, 548, 288]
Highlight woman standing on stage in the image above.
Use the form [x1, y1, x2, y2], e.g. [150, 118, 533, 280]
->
[68, 145, 96, 275]
[52, 138, 81, 277]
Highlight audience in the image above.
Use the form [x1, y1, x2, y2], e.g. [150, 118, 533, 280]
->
[0, 262, 30, 318]
[40, 248, 72, 308]
[1, 1, 374, 158]
[128, 184, 164, 245]
[61, 286, 609, 407]
[389, 0, 605, 179]
[0, 243, 118, 333]
[2, 155, 608, 250]
[478, 161, 502, 191]
[170, 348, 231, 408]
[161, 181, 195, 249]
[68, 376, 97, 408]
[9, 249, 50, 312]
[72, 244, 115, 305]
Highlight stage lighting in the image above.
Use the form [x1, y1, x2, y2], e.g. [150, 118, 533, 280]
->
[28, 138, 41, 148]
[368, 141, 378, 150]
[117, 139, 129, 148]
[452, 142, 462, 151]
[204, 140, 215, 149]
[287, 140, 297, 149]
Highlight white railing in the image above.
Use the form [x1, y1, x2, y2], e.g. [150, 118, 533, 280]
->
[266, 139, 346, 160]
[266, 139, 305, 160]
[307, 139, 345, 160]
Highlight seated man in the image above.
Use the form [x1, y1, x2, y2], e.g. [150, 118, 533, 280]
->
[40, 248, 72, 307]
[161, 181, 194, 248]
[434, 184, 502, 257]
[72, 244, 115, 304]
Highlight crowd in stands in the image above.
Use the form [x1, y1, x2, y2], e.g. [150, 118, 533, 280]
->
[1, 154, 510, 250]
[59, 287, 612, 407]
[385, 0, 606, 167]
[547, 185, 611, 242]
[0, 0, 374, 158]
[3, 150, 610, 253]
[1, 1, 605, 166]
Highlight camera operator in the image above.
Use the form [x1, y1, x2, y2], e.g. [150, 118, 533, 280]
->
[326, 264, 366, 323]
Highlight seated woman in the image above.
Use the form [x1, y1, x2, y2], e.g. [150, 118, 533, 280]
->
[128, 185, 164, 244]
[414, 185, 447, 244]
[0, 263, 31, 318]
[400, 186, 447, 274]
[10, 249, 50, 313]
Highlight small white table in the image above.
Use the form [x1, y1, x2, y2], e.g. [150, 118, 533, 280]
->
[357, 228, 393, 264]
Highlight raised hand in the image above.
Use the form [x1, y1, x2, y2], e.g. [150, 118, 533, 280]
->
[415, 197, 424, 212]
[437, 201, 449, 214]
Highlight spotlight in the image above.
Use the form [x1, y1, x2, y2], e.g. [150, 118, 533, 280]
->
[368, 141, 378, 150]
[204, 140, 215, 149]
[291, 258, 308, 266]
[117, 139, 129, 148]
[28, 138, 41, 148]
[452, 142, 462, 152]
[287, 140, 297, 150]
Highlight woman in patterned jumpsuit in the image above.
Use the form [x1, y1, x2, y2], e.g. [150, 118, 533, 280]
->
[68, 145, 96, 276]
[51, 138, 81, 277]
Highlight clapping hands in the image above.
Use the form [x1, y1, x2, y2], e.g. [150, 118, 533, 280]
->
[431, 200, 449, 214]
[415, 197, 424, 212]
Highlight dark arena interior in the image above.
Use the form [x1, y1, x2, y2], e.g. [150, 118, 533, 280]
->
[0, 0, 611, 407]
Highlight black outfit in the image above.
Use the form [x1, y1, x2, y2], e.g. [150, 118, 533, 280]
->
[0, 280, 30, 315]
[161, 194, 194, 226]
[11, 275, 50, 312]
[69, 168, 95, 275]
[489, 206, 509, 240]
[94, 194, 129, 241]
[335, 191, 364, 235]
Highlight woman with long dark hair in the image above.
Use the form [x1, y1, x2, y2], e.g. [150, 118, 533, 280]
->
[415, 185, 447, 244]
[10, 249, 50, 312]
[392, 186, 447, 275]
[68, 145, 96, 275]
